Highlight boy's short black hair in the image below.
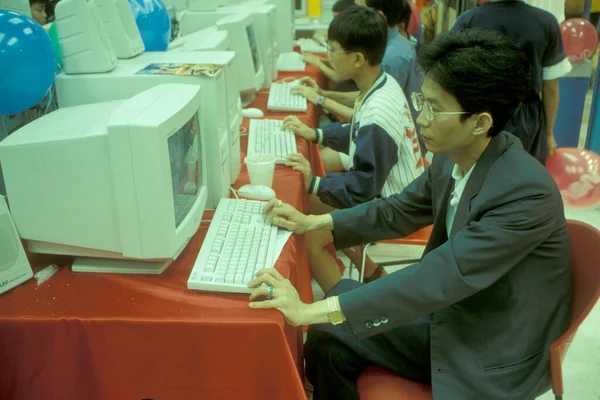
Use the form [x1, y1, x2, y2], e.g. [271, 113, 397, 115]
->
[29, 0, 45, 5]
[418, 29, 531, 137]
[365, 0, 408, 27]
[332, 0, 356, 13]
[328, 6, 388, 66]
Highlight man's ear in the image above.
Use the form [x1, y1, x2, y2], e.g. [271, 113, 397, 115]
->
[472, 112, 493, 136]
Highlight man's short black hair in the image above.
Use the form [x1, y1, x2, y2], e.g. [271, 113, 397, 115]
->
[332, 0, 355, 13]
[418, 29, 531, 137]
[365, 0, 408, 27]
[29, 0, 45, 5]
[328, 6, 388, 66]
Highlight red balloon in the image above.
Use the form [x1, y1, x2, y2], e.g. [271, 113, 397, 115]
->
[560, 18, 598, 63]
[547, 148, 600, 208]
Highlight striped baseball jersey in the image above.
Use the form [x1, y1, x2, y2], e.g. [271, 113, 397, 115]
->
[310, 70, 425, 209]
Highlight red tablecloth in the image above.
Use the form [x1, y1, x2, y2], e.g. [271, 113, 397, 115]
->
[0, 65, 326, 400]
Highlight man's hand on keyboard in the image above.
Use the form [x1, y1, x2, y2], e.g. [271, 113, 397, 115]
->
[286, 153, 313, 189]
[292, 85, 320, 104]
[283, 116, 316, 141]
[248, 268, 307, 326]
[262, 198, 311, 234]
[297, 76, 323, 95]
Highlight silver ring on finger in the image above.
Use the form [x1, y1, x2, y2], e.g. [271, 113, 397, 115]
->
[267, 285, 275, 299]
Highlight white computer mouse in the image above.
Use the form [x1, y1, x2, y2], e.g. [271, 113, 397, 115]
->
[238, 184, 276, 201]
[242, 108, 264, 119]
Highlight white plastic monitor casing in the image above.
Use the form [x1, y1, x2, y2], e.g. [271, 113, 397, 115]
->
[170, 0, 188, 14]
[0, 195, 33, 295]
[216, 13, 264, 97]
[168, 26, 228, 52]
[94, 0, 145, 59]
[187, 0, 216, 11]
[178, 11, 264, 103]
[228, 0, 293, 52]
[0, 0, 31, 16]
[55, 0, 117, 74]
[0, 84, 208, 266]
[55, 51, 240, 207]
[221, 3, 277, 87]
[166, 28, 242, 183]
[177, 8, 227, 37]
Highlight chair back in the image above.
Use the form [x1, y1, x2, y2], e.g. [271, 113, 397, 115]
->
[549, 220, 600, 396]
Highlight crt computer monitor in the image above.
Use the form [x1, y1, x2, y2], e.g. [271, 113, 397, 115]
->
[227, 0, 293, 52]
[220, 3, 277, 87]
[181, 0, 278, 83]
[166, 28, 243, 178]
[177, 11, 265, 105]
[54, 51, 240, 209]
[217, 13, 265, 103]
[0, 84, 208, 274]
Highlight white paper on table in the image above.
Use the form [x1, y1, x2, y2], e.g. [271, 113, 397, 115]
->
[269, 229, 294, 268]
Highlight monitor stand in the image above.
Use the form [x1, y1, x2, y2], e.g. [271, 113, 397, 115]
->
[72, 257, 172, 274]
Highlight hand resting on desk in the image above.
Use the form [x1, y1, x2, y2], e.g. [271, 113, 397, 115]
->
[248, 267, 331, 327]
[249, 201, 337, 325]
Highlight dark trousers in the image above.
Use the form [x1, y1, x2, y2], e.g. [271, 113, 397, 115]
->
[304, 279, 432, 400]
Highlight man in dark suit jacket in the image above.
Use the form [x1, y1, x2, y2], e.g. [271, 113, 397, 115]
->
[248, 29, 572, 400]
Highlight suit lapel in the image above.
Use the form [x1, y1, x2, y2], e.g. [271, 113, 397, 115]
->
[424, 162, 454, 253]
[449, 133, 509, 237]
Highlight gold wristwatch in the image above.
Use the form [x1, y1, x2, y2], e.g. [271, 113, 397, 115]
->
[327, 296, 345, 325]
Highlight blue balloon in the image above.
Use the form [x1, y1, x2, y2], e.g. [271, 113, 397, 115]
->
[128, 0, 171, 52]
[0, 11, 57, 116]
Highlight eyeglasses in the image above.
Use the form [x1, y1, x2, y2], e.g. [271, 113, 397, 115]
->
[411, 92, 470, 122]
[326, 42, 348, 57]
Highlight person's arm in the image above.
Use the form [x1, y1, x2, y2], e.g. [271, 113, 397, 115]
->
[315, 122, 351, 154]
[295, 87, 354, 122]
[337, 179, 560, 339]
[319, 97, 354, 122]
[310, 123, 401, 209]
[322, 90, 360, 107]
[316, 60, 342, 83]
[303, 53, 342, 83]
[542, 79, 560, 154]
[541, 16, 573, 155]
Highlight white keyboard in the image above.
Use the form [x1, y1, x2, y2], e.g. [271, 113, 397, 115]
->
[248, 119, 298, 163]
[267, 83, 308, 112]
[278, 52, 306, 72]
[296, 38, 327, 53]
[187, 199, 278, 294]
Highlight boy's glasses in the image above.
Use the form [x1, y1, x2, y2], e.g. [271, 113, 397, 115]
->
[326, 42, 348, 57]
[411, 92, 470, 122]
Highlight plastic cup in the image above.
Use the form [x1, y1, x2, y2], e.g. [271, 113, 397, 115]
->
[244, 154, 277, 187]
